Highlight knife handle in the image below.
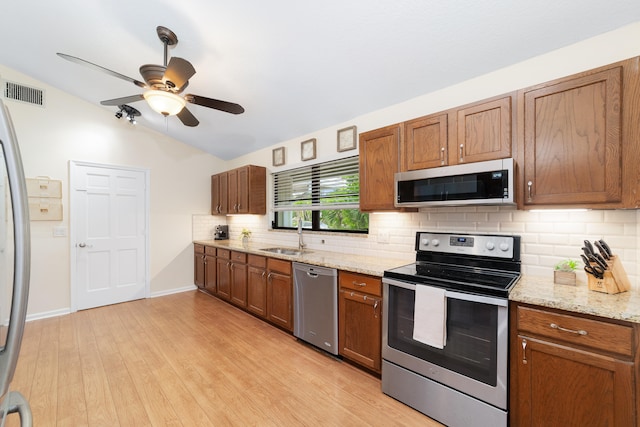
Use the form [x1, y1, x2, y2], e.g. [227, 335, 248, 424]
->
[594, 241, 610, 260]
[599, 239, 613, 257]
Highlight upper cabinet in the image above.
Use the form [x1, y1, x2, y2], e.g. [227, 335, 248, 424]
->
[518, 57, 640, 209]
[402, 95, 513, 171]
[359, 124, 402, 211]
[212, 165, 266, 215]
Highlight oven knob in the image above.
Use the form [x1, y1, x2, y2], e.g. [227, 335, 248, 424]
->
[431, 239, 440, 247]
[421, 239, 430, 246]
[485, 241, 495, 251]
[499, 242, 510, 251]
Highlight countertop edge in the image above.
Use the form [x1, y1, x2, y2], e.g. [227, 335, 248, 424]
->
[510, 275, 640, 324]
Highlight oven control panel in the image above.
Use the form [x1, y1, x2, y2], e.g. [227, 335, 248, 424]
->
[416, 232, 516, 259]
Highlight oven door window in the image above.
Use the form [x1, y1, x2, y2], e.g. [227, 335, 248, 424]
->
[388, 285, 498, 386]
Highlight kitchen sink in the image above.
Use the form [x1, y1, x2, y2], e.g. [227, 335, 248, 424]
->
[260, 247, 309, 256]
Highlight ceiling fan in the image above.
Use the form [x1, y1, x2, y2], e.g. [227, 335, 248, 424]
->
[57, 26, 244, 127]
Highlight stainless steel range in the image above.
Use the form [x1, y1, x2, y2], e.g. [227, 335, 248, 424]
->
[382, 231, 521, 427]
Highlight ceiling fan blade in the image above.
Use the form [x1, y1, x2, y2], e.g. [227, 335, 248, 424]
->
[186, 94, 245, 115]
[177, 107, 199, 127]
[57, 53, 147, 89]
[163, 57, 196, 90]
[100, 94, 145, 106]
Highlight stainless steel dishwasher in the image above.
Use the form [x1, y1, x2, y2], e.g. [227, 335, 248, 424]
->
[293, 262, 338, 355]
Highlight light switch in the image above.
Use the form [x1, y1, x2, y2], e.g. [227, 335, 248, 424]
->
[53, 226, 67, 237]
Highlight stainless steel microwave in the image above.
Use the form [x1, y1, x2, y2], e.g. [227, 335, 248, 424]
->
[395, 158, 514, 207]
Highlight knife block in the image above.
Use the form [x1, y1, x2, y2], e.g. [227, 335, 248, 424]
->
[587, 255, 631, 294]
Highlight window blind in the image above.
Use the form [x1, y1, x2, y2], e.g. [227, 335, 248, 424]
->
[273, 155, 360, 212]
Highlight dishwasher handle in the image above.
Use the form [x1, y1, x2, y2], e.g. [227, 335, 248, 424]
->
[306, 271, 319, 278]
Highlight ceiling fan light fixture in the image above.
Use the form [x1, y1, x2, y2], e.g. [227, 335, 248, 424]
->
[143, 90, 186, 116]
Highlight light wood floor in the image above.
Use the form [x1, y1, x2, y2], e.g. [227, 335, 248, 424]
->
[7, 290, 441, 426]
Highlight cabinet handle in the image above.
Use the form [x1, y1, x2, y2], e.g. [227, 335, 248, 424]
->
[267, 272, 273, 283]
[234, 204, 238, 212]
[459, 144, 464, 162]
[550, 323, 588, 336]
[521, 339, 527, 364]
[352, 281, 367, 287]
[373, 299, 379, 319]
[527, 181, 533, 202]
[261, 271, 266, 279]
[440, 147, 445, 165]
[203, 255, 207, 265]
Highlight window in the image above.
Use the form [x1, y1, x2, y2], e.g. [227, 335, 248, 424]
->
[273, 155, 368, 233]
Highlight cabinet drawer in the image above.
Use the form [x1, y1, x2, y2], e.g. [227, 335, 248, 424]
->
[267, 258, 291, 275]
[205, 246, 216, 255]
[248, 254, 266, 268]
[194, 244, 204, 254]
[217, 249, 230, 259]
[339, 271, 382, 297]
[517, 305, 634, 357]
[231, 251, 247, 263]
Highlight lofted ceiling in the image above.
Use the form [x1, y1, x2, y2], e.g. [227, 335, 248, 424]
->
[2, 1, 640, 160]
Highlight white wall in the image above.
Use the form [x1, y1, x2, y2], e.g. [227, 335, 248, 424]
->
[0, 65, 225, 318]
[197, 21, 640, 288]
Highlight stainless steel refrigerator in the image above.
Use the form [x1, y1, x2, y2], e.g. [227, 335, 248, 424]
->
[0, 99, 32, 426]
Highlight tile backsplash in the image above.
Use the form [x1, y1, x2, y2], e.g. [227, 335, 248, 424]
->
[193, 207, 640, 288]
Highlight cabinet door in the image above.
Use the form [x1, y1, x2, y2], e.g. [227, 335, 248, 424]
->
[194, 247, 205, 288]
[338, 289, 382, 372]
[453, 95, 512, 164]
[227, 168, 239, 213]
[514, 335, 634, 426]
[216, 257, 231, 300]
[521, 67, 622, 206]
[211, 172, 228, 214]
[203, 250, 217, 294]
[247, 265, 267, 317]
[403, 114, 448, 170]
[267, 271, 293, 332]
[236, 166, 249, 214]
[230, 262, 247, 307]
[359, 124, 401, 211]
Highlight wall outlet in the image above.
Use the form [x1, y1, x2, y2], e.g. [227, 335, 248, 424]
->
[53, 226, 67, 237]
[378, 230, 390, 244]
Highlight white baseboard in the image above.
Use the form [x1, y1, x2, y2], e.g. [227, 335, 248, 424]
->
[23, 285, 197, 321]
[26, 308, 71, 322]
[149, 284, 197, 298]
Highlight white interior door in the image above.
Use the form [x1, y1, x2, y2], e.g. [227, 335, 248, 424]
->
[70, 161, 148, 311]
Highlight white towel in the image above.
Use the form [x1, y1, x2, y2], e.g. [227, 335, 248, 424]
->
[413, 286, 447, 349]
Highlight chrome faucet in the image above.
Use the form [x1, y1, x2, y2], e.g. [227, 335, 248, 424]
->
[297, 216, 306, 250]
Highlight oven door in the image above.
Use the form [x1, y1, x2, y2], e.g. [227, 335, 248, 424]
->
[382, 277, 508, 410]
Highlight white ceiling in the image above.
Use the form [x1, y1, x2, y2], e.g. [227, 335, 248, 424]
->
[2, 1, 640, 160]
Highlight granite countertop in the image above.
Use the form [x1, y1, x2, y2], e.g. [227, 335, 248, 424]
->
[510, 275, 640, 324]
[195, 240, 640, 324]
[193, 239, 413, 277]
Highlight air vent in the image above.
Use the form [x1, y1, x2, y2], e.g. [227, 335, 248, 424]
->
[3, 80, 45, 107]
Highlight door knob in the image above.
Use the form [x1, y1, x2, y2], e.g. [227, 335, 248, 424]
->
[78, 243, 86, 248]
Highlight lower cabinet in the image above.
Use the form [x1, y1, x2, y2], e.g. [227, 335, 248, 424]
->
[266, 258, 293, 332]
[194, 244, 205, 288]
[229, 251, 247, 307]
[510, 302, 638, 426]
[338, 271, 382, 373]
[247, 255, 268, 317]
[203, 246, 217, 294]
[216, 249, 231, 300]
